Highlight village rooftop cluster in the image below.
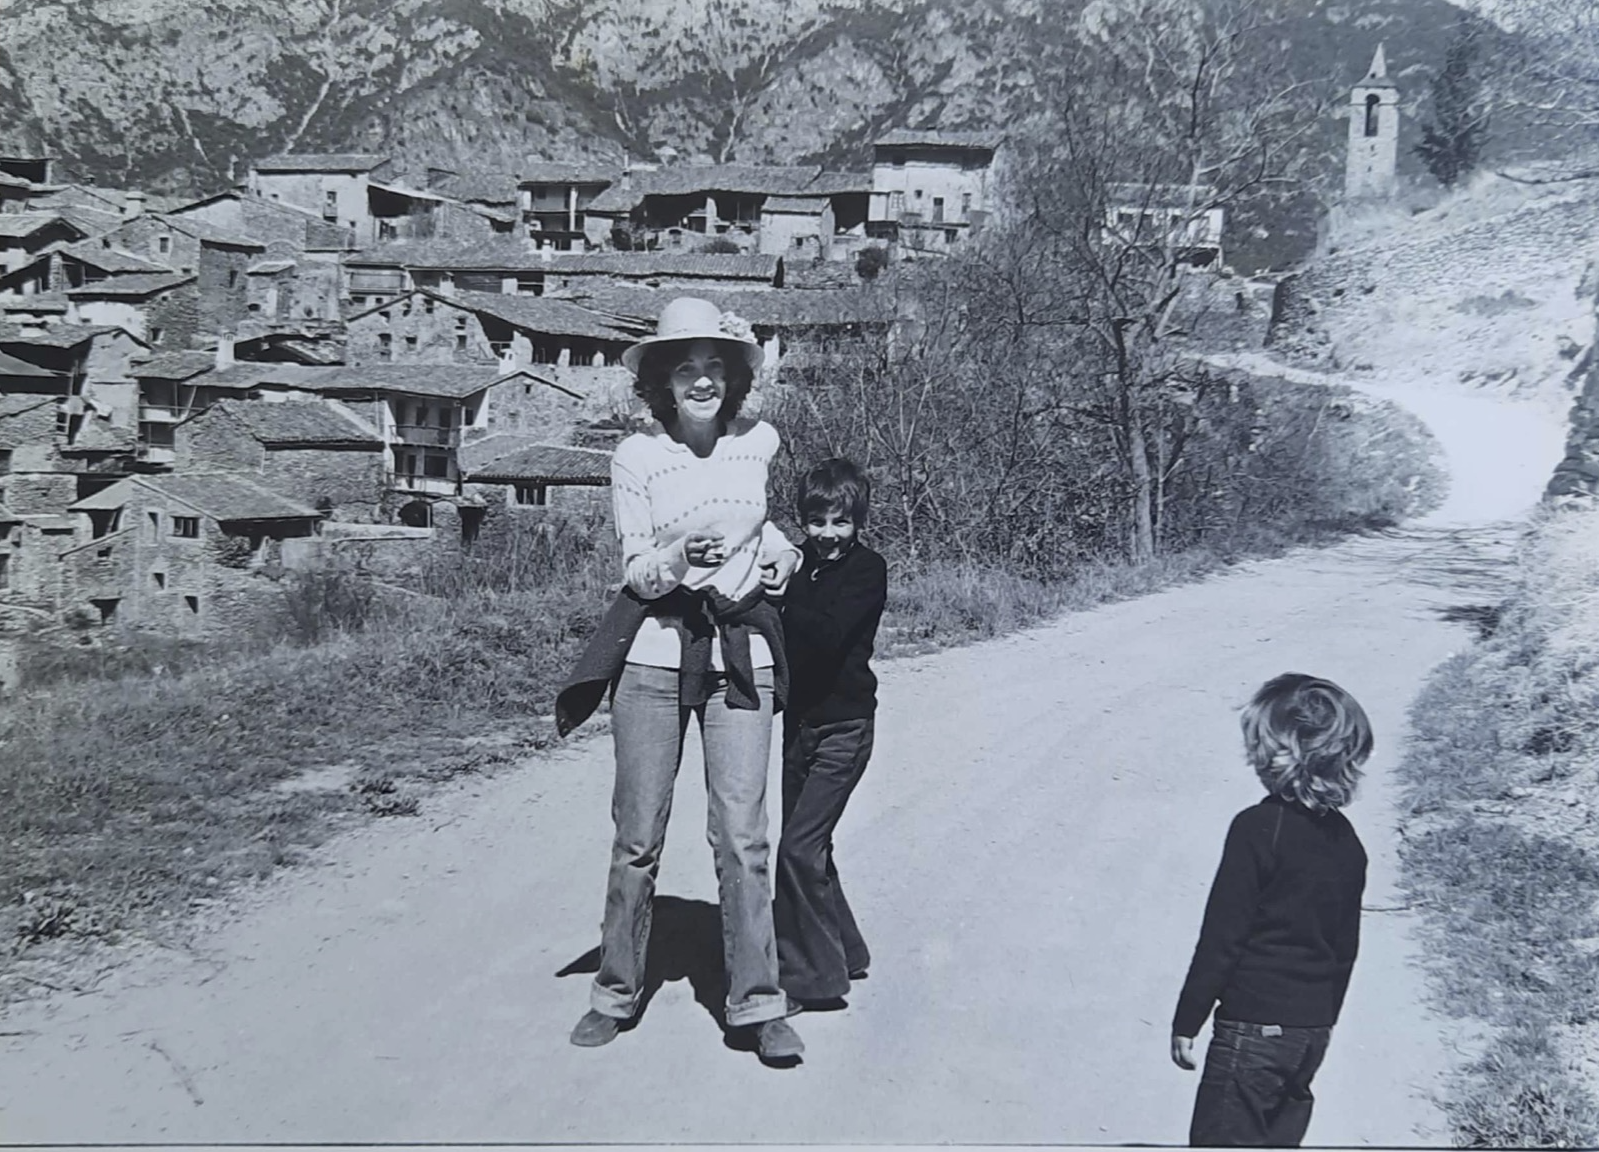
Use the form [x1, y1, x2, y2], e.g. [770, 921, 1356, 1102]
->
[0, 132, 1033, 660]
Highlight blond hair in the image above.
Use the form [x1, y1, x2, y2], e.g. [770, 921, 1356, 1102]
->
[1241, 673, 1373, 812]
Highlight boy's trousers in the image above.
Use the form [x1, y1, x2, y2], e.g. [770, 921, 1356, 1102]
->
[774, 716, 874, 1001]
[1190, 1018, 1332, 1147]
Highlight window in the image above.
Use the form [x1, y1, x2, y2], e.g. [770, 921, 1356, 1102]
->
[435, 406, 452, 429]
[514, 483, 548, 506]
[422, 453, 449, 479]
[404, 335, 417, 352]
[424, 297, 435, 315]
[228, 269, 238, 288]
[172, 516, 199, 539]
[932, 196, 944, 223]
[945, 229, 957, 243]
[888, 191, 905, 216]
[96, 546, 112, 559]
[378, 220, 397, 241]
[91, 597, 119, 624]
[323, 190, 339, 222]
[962, 192, 972, 219]
[0, 449, 11, 475]
[793, 236, 807, 248]
[157, 236, 171, 256]
[184, 595, 199, 615]
[148, 511, 160, 537]
[0, 554, 9, 590]
[90, 508, 121, 539]
[378, 332, 392, 361]
[914, 188, 923, 200]
[149, 326, 164, 345]
[456, 334, 467, 352]
[413, 403, 428, 425]
[152, 571, 166, 589]
[1364, 93, 1381, 137]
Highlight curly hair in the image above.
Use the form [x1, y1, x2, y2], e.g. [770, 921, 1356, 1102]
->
[1240, 673, 1374, 813]
[632, 339, 755, 426]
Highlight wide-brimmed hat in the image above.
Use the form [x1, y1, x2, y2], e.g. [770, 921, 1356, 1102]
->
[620, 295, 764, 377]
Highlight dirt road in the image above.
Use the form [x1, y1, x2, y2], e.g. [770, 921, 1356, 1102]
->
[0, 378, 1565, 1145]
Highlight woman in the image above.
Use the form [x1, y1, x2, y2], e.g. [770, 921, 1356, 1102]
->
[556, 295, 806, 1062]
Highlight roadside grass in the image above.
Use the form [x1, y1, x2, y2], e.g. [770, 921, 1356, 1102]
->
[0, 391, 1443, 996]
[1396, 504, 1599, 1149]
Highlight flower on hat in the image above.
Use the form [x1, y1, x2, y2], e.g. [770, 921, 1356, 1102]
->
[718, 311, 754, 343]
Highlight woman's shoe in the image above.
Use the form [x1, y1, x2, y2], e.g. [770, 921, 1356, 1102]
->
[570, 1009, 623, 1047]
[756, 1018, 805, 1061]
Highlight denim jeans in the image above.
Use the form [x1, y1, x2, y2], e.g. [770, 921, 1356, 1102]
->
[590, 662, 787, 1028]
[775, 717, 873, 1000]
[1190, 1018, 1333, 1147]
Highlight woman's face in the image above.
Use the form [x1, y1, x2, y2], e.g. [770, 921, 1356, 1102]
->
[667, 339, 728, 427]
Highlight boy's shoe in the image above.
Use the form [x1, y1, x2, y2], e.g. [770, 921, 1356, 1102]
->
[848, 966, 869, 981]
[570, 1009, 624, 1047]
[756, 1018, 805, 1061]
[786, 994, 848, 1015]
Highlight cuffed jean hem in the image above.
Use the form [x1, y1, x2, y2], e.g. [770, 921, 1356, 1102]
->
[588, 982, 640, 1021]
[725, 990, 789, 1028]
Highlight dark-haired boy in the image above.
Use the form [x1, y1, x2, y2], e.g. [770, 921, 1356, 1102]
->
[775, 457, 889, 1008]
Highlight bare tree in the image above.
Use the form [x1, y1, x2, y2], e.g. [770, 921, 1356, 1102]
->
[1001, 0, 1327, 561]
[1487, 0, 1599, 136]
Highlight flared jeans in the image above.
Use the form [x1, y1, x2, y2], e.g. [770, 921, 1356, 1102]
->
[589, 662, 788, 1028]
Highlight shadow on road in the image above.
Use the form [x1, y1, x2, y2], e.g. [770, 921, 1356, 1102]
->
[556, 895, 732, 1039]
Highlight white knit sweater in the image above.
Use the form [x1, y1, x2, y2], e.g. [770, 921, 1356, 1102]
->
[611, 417, 798, 670]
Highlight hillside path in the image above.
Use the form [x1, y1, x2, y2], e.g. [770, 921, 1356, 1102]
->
[0, 370, 1566, 1146]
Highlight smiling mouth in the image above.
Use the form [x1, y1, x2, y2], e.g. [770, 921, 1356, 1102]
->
[684, 390, 717, 402]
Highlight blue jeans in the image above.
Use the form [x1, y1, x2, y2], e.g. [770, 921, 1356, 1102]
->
[1190, 1018, 1333, 1147]
[590, 662, 787, 1028]
[775, 717, 873, 1000]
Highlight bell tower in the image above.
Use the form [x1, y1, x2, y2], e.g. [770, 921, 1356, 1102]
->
[1344, 43, 1401, 200]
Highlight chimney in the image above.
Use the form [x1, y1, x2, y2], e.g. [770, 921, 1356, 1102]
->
[498, 347, 519, 375]
[214, 335, 235, 370]
[125, 190, 146, 219]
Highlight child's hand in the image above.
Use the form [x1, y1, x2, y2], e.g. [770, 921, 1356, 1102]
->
[683, 531, 728, 567]
[1170, 1034, 1196, 1070]
[758, 549, 799, 594]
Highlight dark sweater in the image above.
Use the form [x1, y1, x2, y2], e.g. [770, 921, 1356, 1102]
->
[1173, 794, 1367, 1037]
[782, 539, 888, 724]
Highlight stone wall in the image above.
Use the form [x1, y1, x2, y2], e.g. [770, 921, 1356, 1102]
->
[261, 446, 387, 521]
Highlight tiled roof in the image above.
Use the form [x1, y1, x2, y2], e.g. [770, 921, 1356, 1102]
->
[0, 503, 18, 522]
[518, 162, 620, 185]
[762, 196, 829, 215]
[555, 284, 894, 330]
[446, 289, 644, 342]
[72, 473, 323, 521]
[58, 241, 174, 273]
[874, 129, 1004, 150]
[54, 206, 124, 236]
[0, 172, 31, 190]
[809, 171, 872, 195]
[248, 258, 297, 274]
[0, 322, 121, 348]
[131, 350, 216, 380]
[467, 441, 611, 483]
[214, 398, 382, 446]
[0, 293, 70, 313]
[66, 272, 194, 298]
[161, 215, 266, 249]
[545, 252, 782, 282]
[785, 260, 864, 290]
[202, 362, 515, 400]
[254, 154, 389, 173]
[1106, 182, 1222, 210]
[347, 236, 551, 272]
[589, 165, 825, 212]
[0, 213, 69, 239]
[429, 170, 520, 203]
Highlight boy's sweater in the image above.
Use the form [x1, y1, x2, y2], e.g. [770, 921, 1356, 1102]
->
[782, 539, 888, 724]
[1173, 793, 1367, 1037]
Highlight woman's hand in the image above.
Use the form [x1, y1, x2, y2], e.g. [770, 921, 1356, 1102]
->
[1170, 1034, 1196, 1070]
[758, 547, 800, 595]
[683, 531, 728, 567]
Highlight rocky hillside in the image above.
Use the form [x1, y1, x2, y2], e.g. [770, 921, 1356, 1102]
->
[0, 0, 1508, 195]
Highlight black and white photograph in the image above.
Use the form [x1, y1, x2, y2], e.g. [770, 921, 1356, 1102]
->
[0, 0, 1597, 1145]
